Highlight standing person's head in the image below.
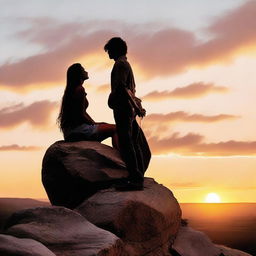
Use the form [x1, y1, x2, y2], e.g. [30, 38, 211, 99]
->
[104, 37, 127, 60]
[57, 63, 88, 131]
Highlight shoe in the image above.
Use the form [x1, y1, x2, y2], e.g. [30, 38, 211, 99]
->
[114, 179, 144, 191]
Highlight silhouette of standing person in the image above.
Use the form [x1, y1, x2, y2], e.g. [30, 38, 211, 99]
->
[57, 63, 118, 148]
[104, 37, 146, 190]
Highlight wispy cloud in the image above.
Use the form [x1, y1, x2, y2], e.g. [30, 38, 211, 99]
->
[145, 111, 238, 124]
[142, 111, 238, 139]
[0, 22, 113, 91]
[149, 132, 203, 154]
[143, 82, 228, 101]
[148, 132, 256, 156]
[0, 144, 40, 151]
[0, 1, 255, 90]
[0, 100, 58, 129]
[193, 140, 256, 156]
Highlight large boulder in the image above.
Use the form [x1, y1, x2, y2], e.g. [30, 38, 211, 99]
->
[171, 226, 252, 256]
[5, 206, 125, 256]
[0, 234, 56, 256]
[42, 141, 128, 208]
[76, 178, 181, 256]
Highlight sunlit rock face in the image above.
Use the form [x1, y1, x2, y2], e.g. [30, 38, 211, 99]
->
[4, 206, 125, 256]
[76, 178, 182, 256]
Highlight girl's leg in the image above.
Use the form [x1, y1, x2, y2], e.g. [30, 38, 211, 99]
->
[96, 123, 119, 149]
[112, 132, 119, 150]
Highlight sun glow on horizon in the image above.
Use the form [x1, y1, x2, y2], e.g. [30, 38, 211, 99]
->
[205, 193, 221, 203]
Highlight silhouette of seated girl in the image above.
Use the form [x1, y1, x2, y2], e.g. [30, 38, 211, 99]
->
[57, 63, 118, 148]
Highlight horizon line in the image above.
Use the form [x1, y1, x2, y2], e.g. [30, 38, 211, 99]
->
[0, 197, 256, 204]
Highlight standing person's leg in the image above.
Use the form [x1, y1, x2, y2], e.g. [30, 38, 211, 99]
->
[132, 120, 145, 175]
[114, 110, 143, 184]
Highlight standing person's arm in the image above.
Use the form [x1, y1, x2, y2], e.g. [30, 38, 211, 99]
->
[124, 88, 146, 117]
[113, 62, 145, 116]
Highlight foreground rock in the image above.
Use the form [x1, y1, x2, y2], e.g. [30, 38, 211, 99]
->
[172, 226, 252, 256]
[217, 245, 253, 256]
[0, 198, 49, 231]
[0, 234, 56, 256]
[42, 141, 128, 208]
[5, 206, 124, 256]
[76, 178, 181, 256]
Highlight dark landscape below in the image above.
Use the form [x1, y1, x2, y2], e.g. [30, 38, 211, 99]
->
[0, 199, 255, 255]
[181, 203, 256, 255]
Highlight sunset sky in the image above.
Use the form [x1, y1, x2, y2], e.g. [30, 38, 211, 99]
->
[1, 0, 256, 203]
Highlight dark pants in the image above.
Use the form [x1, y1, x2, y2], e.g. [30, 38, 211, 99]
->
[114, 109, 144, 182]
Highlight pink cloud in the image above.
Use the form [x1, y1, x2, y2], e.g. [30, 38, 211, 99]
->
[131, 0, 256, 77]
[17, 18, 87, 49]
[148, 132, 256, 156]
[149, 132, 204, 153]
[145, 111, 238, 123]
[0, 100, 58, 129]
[193, 140, 256, 156]
[0, 25, 115, 90]
[143, 82, 228, 100]
[0, 1, 255, 90]
[0, 144, 40, 151]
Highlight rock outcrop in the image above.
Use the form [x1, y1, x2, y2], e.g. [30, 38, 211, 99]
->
[217, 245, 252, 256]
[5, 206, 124, 256]
[76, 178, 181, 256]
[42, 141, 128, 208]
[0, 198, 49, 231]
[171, 226, 252, 256]
[0, 140, 251, 256]
[0, 234, 56, 256]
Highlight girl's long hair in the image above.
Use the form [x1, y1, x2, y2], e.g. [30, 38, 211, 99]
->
[57, 63, 83, 132]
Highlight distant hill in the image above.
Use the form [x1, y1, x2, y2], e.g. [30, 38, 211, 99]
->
[0, 198, 49, 231]
[180, 203, 256, 255]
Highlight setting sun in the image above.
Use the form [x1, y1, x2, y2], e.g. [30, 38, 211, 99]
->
[205, 193, 221, 203]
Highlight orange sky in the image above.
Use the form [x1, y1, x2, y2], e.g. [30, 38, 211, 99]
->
[0, 0, 256, 202]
